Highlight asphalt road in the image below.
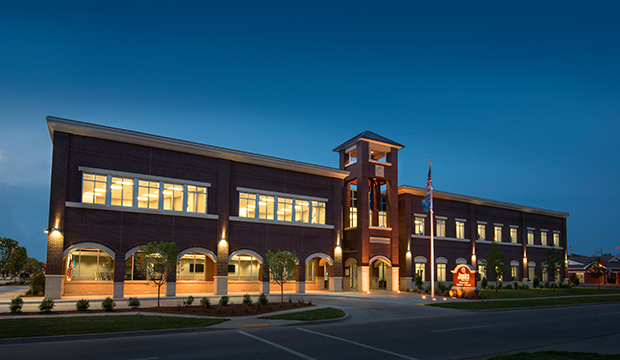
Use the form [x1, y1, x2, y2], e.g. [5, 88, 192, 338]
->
[2, 301, 619, 360]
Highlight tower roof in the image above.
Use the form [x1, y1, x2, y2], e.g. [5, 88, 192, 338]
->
[333, 130, 405, 152]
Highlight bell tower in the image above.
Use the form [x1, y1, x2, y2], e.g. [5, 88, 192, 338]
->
[334, 131, 404, 292]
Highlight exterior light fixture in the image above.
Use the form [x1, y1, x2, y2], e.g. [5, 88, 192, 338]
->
[44, 228, 49, 234]
[432, 298, 436, 301]
[219, 238, 227, 246]
[422, 295, 426, 299]
[443, 297, 447, 301]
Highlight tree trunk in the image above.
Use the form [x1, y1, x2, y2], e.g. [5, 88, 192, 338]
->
[157, 285, 161, 307]
[280, 283, 284, 307]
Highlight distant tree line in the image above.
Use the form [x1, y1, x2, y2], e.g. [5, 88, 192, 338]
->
[0, 237, 43, 280]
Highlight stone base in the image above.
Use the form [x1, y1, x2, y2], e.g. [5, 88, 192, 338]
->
[45, 275, 63, 299]
[449, 286, 479, 299]
[113, 282, 124, 299]
[165, 281, 176, 297]
[262, 281, 270, 294]
[402, 277, 412, 291]
[214, 276, 228, 295]
[333, 277, 342, 292]
[296, 281, 305, 293]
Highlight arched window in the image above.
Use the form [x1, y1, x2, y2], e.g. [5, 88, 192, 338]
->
[178, 253, 209, 281]
[228, 253, 261, 281]
[65, 248, 114, 281]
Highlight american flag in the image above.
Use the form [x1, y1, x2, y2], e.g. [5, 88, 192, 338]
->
[422, 163, 432, 212]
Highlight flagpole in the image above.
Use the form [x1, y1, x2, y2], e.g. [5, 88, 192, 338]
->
[429, 159, 435, 300]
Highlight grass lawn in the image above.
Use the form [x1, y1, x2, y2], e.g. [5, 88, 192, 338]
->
[489, 351, 619, 359]
[0, 315, 226, 338]
[429, 295, 620, 310]
[259, 307, 345, 321]
[480, 287, 620, 299]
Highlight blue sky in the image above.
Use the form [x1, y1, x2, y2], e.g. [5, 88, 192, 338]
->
[1, 1, 619, 261]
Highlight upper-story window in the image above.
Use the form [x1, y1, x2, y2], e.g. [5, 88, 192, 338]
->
[345, 147, 357, 166]
[378, 184, 388, 227]
[436, 219, 446, 237]
[239, 191, 326, 225]
[541, 231, 548, 246]
[349, 183, 358, 228]
[111, 177, 134, 207]
[414, 216, 425, 235]
[477, 223, 486, 240]
[82, 173, 107, 204]
[370, 148, 387, 163]
[456, 220, 465, 239]
[81, 171, 208, 214]
[510, 227, 518, 243]
[494, 225, 502, 242]
[527, 229, 535, 245]
[553, 232, 560, 247]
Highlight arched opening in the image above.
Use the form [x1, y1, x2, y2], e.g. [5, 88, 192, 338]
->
[414, 256, 427, 281]
[344, 257, 358, 291]
[228, 250, 263, 293]
[436, 257, 448, 282]
[369, 256, 392, 290]
[62, 244, 115, 296]
[176, 248, 217, 295]
[305, 253, 334, 291]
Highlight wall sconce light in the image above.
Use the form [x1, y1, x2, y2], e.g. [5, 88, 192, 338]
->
[219, 238, 227, 246]
[45, 228, 60, 234]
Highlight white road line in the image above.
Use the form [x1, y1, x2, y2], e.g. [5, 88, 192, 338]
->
[237, 331, 317, 360]
[128, 358, 159, 360]
[297, 328, 419, 360]
[431, 325, 490, 333]
[598, 312, 620, 316]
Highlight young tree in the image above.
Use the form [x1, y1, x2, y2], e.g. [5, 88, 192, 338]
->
[6, 246, 28, 280]
[265, 249, 298, 306]
[543, 247, 565, 291]
[136, 242, 180, 307]
[587, 256, 608, 290]
[484, 243, 509, 293]
[0, 238, 19, 278]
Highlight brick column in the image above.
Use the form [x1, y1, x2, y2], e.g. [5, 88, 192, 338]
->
[113, 252, 125, 299]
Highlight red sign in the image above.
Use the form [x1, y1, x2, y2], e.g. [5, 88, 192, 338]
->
[451, 264, 476, 287]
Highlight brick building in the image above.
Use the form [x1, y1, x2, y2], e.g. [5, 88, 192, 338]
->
[44, 116, 569, 298]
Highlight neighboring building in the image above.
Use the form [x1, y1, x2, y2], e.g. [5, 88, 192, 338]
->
[568, 255, 620, 285]
[44, 116, 570, 298]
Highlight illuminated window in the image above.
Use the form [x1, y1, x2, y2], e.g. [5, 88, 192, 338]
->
[553, 232, 560, 247]
[138, 180, 160, 209]
[528, 265, 535, 280]
[186, 186, 207, 213]
[65, 248, 114, 281]
[542, 266, 548, 282]
[312, 201, 326, 224]
[349, 183, 357, 228]
[527, 229, 535, 245]
[414, 217, 425, 235]
[177, 253, 207, 281]
[110, 177, 133, 207]
[494, 226, 502, 242]
[436, 219, 446, 237]
[239, 192, 256, 218]
[456, 221, 465, 239]
[437, 263, 446, 282]
[277, 197, 293, 221]
[510, 227, 518, 243]
[258, 195, 275, 220]
[228, 254, 260, 281]
[306, 259, 316, 281]
[295, 200, 310, 223]
[511, 265, 518, 280]
[163, 183, 184, 211]
[415, 262, 425, 280]
[378, 187, 388, 227]
[82, 173, 107, 204]
[478, 260, 487, 279]
[541, 231, 548, 246]
[477, 224, 486, 240]
[346, 147, 357, 166]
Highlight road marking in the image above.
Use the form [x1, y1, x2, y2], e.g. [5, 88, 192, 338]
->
[297, 328, 419, 360]
[598, 312, 620, 316]
[238, 331, 316, 360]
[128, 358, 159, 360]
[431, 325, 490, 333]
[241, 323, 269, 327]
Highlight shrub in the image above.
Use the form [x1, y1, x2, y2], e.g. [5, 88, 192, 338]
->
[497, 282, 503, 290]
[481, 277, 488, 289]
[183, 295, 194, 306]
[513, 282, 518, 289]
[9, 296, 23, 313]
[571, 275, 580, 286]
[200, 297, 211, 309]
[308, 300, 312, 305]
[505, 284, 513, 290]
[127, 297, 141, 309]
[521, 284, 529, 290]
[101, 297, 116, 311]
[39, 298, 55, 312]
[258, 293, 269, 305]
[539, 284, 544, 289]
[176, 301, 182, 311]
[76, 299, 90, 311]
[28, 272, 45, 296]
[242, 294, 253, 306]
[545, 282, 551, 288]
[219, 295, 229, 306]
[532, 276, 540, 288]
[288, 296, 292, 303]
[489, 284, 495, 290]
[230, 302, 236, 314]
[437, 282, 446, 293]
[414, 274, 423, 290]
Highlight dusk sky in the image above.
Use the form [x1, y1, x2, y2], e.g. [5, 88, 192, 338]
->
[1, 1, 619, 261]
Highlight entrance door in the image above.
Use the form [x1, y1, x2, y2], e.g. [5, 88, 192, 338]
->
[378, 262, 387, 289]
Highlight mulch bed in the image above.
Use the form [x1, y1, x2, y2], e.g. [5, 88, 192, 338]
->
[1, 302, 314, 317]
